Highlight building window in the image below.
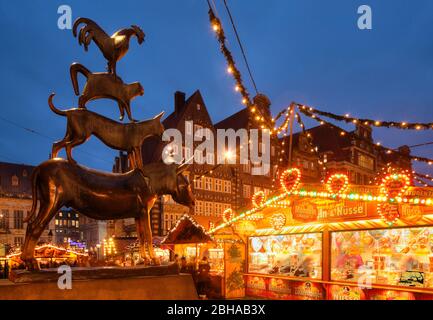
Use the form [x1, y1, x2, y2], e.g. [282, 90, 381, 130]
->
[195, 201, 203, 215]
[215, 203, 222, 216]
[204, 202, 213, 216]
[223, 180, 231, 193]
[358, 154, 374, 171]
[11, 175, 19, 186]
[0, 210, 9, 229]
[14, 237, 24, 246]
[243, 184, 251, 198]
[205, 177, 213, 191]
[215, 179, 223, 192]
[194, 176, 203, 189]
[254, 186, 261, 194]
[14, 210, 24, 229]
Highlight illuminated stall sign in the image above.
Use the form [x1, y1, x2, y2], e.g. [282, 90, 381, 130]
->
[292, 200, 318, 222]
[400, 205, 423, 223]
[317, 201, 368, 221]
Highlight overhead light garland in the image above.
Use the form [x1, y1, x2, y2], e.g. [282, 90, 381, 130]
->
[414, 175, 433, 187]
[296, 103, 433, 130]
[298, 107, 433, 165]
[208, 7, 270, 128]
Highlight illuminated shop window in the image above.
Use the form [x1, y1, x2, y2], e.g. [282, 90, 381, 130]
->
[331, 227, 433, 288]
[248, 233, 322, 279]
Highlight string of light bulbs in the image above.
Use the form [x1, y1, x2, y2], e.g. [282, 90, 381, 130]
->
[298, 107, 433, 166]
[295, 103, 433, 130]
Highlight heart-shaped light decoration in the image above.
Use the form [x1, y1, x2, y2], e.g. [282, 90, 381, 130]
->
[381, 173, 410, 199]
[223, 208, 234, 223]
[270, 213, 286, 231]
[280, 168, 301, 194]
[252, 191, 266, 208]
[326, 173, 349, 195]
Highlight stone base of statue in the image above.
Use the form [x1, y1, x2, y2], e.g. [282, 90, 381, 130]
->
[1, 264, 198, 300]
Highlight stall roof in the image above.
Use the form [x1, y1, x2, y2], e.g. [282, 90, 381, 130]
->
[161, 214, 214, 244]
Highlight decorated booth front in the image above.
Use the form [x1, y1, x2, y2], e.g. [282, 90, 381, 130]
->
[208, 169, 433, 300]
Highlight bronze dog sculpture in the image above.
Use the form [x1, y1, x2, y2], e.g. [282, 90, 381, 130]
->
[70, 62, 144, 122]
[49, 93, 164, 168]
[73, 17, 145, 76]
[21, 159, 194, 270]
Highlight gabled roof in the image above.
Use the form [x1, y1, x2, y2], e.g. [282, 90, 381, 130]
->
[214, 108, 250, 131]
[161, 214, 214, 244]
[142, 90, 213, 164]
[283, 123, 353, 162]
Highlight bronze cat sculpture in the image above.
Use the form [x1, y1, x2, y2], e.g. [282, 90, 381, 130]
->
[22, 159, 194, 270]
[70, 62, 144, 122]
[73, 17, 145, 77]
[48, 94, 164, 168]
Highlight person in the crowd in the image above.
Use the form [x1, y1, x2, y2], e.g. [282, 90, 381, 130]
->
[196, 256, 211, 297]
[180, 256, 188, 273]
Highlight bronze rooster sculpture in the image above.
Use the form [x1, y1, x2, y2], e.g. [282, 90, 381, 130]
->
[73, 17, 145, 76]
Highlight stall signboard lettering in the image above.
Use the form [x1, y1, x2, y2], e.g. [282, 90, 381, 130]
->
[245, 276, 269, 298]
[267, 278, 324, 300]
[399, 205, 423, 223]
[292, 201, 318, 222]
[327, 285, 366, 300]
[291, 281, 324, 300]
[317, 201, 368, 221]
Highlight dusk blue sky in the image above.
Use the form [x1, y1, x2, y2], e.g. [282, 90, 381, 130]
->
[0, 1, 432, 175]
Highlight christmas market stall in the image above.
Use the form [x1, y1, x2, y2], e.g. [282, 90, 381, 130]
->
[163, 214, 240, 298]
[6, 244, 88, 269]
[209, 169, 433, 300]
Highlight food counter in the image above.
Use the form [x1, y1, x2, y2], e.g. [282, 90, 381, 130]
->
[245, 224, 433, 300]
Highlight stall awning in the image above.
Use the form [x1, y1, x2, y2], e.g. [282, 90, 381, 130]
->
[161, 214, 214, 244]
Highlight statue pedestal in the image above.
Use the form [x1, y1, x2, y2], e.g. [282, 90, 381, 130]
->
[1, 264, 198, 300]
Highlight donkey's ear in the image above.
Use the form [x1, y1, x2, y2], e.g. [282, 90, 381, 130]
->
[154, 111, 165, 120]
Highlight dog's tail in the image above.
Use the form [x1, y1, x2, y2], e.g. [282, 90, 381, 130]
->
[48, 93, 67, 116]
[70, 62, 91, 96]
[23, 166, 40, 223]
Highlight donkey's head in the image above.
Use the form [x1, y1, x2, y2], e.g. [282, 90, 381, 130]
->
[171, 162, 195, 209]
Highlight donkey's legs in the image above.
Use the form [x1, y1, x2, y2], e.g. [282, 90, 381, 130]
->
[21, 190, 62, 270]
[142, 207, 159, 265]
[135, 214, 150, 265]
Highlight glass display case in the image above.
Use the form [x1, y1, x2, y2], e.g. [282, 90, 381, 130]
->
[331, 226, 433, 288]
[248, 233, 322, 279]
[208, 248, 224, 273]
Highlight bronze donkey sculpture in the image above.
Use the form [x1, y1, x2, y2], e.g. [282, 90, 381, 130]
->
[73, 17, 145, 77]
[48, 93, 163, 168]
[22, 159, 195, 270]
